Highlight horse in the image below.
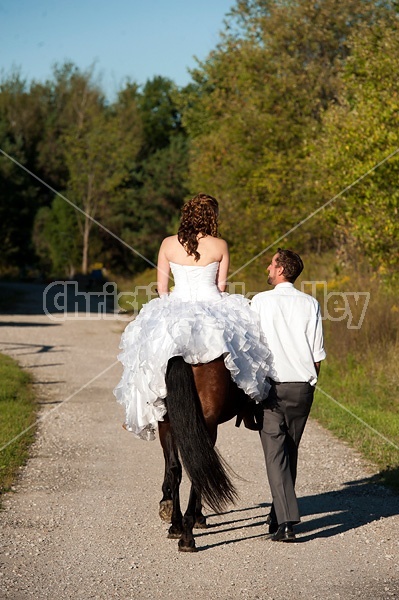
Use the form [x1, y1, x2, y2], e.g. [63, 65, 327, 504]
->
[157, 355, 263, 552]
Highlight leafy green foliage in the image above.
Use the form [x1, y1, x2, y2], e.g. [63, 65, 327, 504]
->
[137, 76, 184, 157]
[0, 73, 47, 272]
[61, 73, 141, 274]
[33, 198, 81, 278]
[0, 1, 398, 281]
[101, 78, 189, 275]
[181, 0, 394, 273]
[313, 18, 399, 273]
[0, 67, 189, 278]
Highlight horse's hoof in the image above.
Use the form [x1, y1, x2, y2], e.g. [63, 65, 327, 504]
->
[194, 518, 207, 529]
[167, 525, 183, 539]
[178, 541, 197, 553]
[159, 500, 173, 523]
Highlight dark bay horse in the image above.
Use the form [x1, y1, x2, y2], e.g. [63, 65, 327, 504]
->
[158, 355, 262, 552]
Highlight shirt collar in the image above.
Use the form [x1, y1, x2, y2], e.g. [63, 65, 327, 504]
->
[274, 282, 295, 289]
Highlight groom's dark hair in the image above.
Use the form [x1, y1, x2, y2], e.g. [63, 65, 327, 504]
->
[276, 248, 304, 282]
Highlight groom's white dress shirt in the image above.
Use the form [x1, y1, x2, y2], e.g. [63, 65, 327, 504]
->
[251, 282, 326, 385]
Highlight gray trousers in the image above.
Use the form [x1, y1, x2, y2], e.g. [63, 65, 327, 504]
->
[260, 381, 315, 525]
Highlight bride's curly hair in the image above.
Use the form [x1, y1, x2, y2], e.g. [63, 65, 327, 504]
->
[178, 193, 219, 261]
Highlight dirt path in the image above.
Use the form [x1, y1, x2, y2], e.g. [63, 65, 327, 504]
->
[0, 283, 398, 599]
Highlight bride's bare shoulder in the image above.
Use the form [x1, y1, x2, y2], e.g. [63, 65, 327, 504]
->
[160, 235, 179, 248]
[210, 236, 228, 250]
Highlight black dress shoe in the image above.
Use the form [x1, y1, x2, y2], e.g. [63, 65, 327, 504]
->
[271, 522, 296, 542]
[268, 521, 278, 534]
[265, 511, 278, 534]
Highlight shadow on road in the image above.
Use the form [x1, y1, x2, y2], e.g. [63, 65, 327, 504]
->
[0, 321, 60, 327]
[198, 477, 398, 548]
[296, 476, 398, 541]
[0, 341, 64, 355]
[0, 280, 118, 317]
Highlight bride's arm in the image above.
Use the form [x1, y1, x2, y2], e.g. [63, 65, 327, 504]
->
[217, 240, 229, 292]
[157, 240, 171, 296]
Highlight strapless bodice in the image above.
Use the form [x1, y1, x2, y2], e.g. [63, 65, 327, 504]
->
[170, 261, 221, 301]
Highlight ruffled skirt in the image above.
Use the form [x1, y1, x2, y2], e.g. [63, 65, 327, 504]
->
[113, 293, 271, 440]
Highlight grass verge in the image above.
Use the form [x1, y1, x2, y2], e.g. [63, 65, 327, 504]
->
[310, 270, 399, 491]
[315, 357, 399, 490]
[0, 354, 38, 496]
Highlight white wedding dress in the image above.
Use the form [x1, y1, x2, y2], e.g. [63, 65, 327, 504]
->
[113, 261, 271, 440]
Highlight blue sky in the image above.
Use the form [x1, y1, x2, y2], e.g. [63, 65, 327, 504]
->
[0, 0, 235, 99]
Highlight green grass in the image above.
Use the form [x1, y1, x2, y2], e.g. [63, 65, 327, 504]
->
[0, 354, 38, 496]
[313, 352, 399, 491]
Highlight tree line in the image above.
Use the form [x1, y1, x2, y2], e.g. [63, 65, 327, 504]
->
[0, 66, 188, 277]
[1, 0, 398, 280]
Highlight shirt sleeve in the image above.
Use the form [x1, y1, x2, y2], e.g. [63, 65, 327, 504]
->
[313, 301, 326, 362]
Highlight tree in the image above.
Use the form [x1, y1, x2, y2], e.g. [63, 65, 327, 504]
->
[0, 65, 190, 279]
[60, 69, 142, 275]
[312, 17, 399, 274]
[137, 76, 183, 158]
[0, 72, 47, 273]
[101, 79, 189, 276]
[33, 198, 80, 278]
[180, 0, 394, 272]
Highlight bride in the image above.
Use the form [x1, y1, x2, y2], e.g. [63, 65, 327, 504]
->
[113, 193, 271, 440]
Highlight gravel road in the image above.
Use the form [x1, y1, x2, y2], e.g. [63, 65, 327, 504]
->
[0, 283, 398, 600]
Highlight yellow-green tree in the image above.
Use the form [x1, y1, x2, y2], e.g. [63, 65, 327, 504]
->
[313, 17, 399, 274]
[181, 0, 393, 273]
[61, 72, 142, 274]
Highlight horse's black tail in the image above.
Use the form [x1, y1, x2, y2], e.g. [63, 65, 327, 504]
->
[165, 356, 238, 513]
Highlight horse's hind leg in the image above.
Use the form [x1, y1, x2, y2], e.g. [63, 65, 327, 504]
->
[159, 420, 173, 521]
[194, 492, 207, 529]
[158, 420, 183, 538]
[178, 484, 199, 552]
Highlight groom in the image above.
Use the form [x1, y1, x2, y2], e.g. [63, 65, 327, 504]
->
[251, 248, 326, 542]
